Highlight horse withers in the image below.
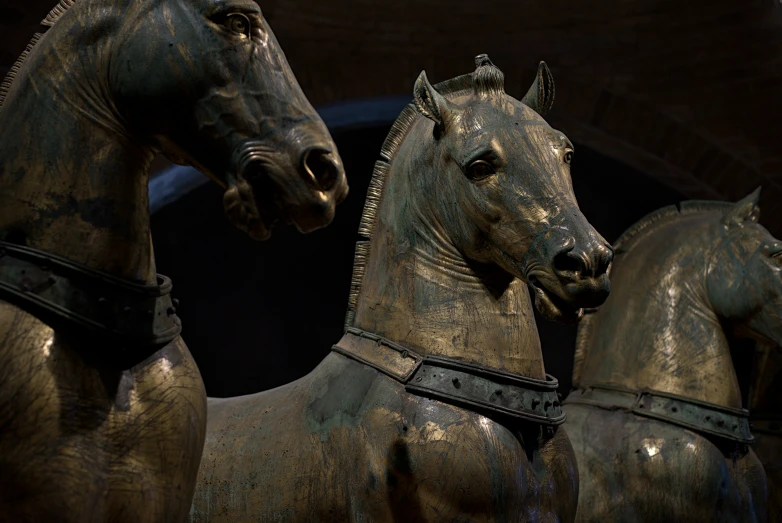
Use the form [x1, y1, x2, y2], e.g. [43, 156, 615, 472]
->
[191, 55, 612, 522]
[0, 0, 347, 521]
[565, 190, 780, 522]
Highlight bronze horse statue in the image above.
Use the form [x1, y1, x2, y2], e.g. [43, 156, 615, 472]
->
[749, 341, 782, 522]
[191, 55, 613, 522]
[564, 190, 780, 522]
[0, 0, 348, 521]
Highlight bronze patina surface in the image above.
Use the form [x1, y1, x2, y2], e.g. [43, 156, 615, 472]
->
[564, 191, 780, 522]
[191, 56, 612, 522]
[749, 341, 782, 522]
[0, 0, 347, 521]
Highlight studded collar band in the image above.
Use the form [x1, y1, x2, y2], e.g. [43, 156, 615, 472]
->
[0, 241, 182, 355]
[333, 327, 566, 426]
[565, 384, 754, 444]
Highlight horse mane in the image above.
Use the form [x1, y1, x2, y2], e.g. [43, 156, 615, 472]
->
[0, 0, 78, 110]
[571, 199, 736, 388]
[344, 69, 488, 328]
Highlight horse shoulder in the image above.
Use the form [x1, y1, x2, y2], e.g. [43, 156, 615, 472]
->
[106, 338, 207, 519]
[0, 301, 102, 519]
[0, 301, 206, 520]
[567, 404, 764, 522]
[357, 394, 576, 522]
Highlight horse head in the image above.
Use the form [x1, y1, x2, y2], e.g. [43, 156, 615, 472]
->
[110, 0, 348, 239]
[707, 188, 782, 346]
[408, 55, 612, 323]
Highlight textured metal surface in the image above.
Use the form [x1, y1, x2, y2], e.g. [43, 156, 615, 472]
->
[332, 327, 423, 382]
[753, 429, 782, 523]
[148, 97, 412, 215]
[335, 328, 566, 424]
[0, 241, 181, 349]
[407, 359, 565, 425]
[565, 403, 767, 523]
[749, 341, 782, 522]
[192, 56, 612, 522]
[566, 385, 753, 444]
[0, 0, 347, 520]
[565, 191, 781, 522]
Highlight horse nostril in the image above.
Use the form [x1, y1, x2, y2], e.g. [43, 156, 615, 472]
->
[596, 245, 614, 275]
[553, 250, 585, 276]
[302, 148, 339, 192]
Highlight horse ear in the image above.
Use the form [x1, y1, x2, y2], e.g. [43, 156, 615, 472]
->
[413, 71, 451, 130]
[521, 61, 555, 116]
[722, 187, 762, 228]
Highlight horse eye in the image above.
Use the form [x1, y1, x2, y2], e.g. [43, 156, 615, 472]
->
[466, 160, 495, 181]
[564, 150, 573, 165]
[226, 13, 251, 37]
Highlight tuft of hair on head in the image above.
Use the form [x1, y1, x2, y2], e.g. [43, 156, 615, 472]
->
[472, 54, 505, 98]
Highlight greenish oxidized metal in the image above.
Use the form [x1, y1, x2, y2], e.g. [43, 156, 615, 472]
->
[0, 0, 348, 520]
[406, 359, 565, 425]
[566, 385, 753, 443]
[331, 327, 424, 381]
[565, 192, 780, 522]
[191, 55, 612, 522]
[0, 240, 181, 350]
[748, 340, 782, 521]
[334, 328, 566, 424]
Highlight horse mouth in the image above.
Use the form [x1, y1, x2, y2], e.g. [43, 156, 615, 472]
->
[223, 162, 296, 241]
[528, 275, 584, 325]
[246, 166, 291, 228]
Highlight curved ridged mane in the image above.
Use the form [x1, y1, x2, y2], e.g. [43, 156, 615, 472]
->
[344, 70, 491, 328]
[0, 0, 77, 110]
[571, 199, 735, 388]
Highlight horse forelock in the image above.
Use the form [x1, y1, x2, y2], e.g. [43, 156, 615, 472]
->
[472, 63, 505, 99]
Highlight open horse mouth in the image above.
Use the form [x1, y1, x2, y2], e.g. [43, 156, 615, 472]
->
[528, 274, 585, 325]
[221, 161, 291, 241]
[245, 164, 290, 232]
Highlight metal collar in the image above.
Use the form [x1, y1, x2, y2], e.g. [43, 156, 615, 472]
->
[332, 327, 565, 426]
[565, 384, 754, 444]
[0, 241, 182, 355]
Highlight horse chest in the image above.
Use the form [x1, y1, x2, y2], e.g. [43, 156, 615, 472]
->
[354, 396, 578, 522]
[567, 404, 766, 523]
[0, 302, 206, 522]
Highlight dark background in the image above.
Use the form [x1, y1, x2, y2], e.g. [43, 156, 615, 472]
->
[151, 122, 686, 399]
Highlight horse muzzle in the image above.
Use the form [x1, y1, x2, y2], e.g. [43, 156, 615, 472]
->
[223, 140, 348, 240]
[523, 227, 613, 323]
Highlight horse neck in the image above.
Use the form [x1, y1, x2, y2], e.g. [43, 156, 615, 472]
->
[352, 148, 546, 379]
[579, 220, 742, 408]
[0, 21, 157, 284]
